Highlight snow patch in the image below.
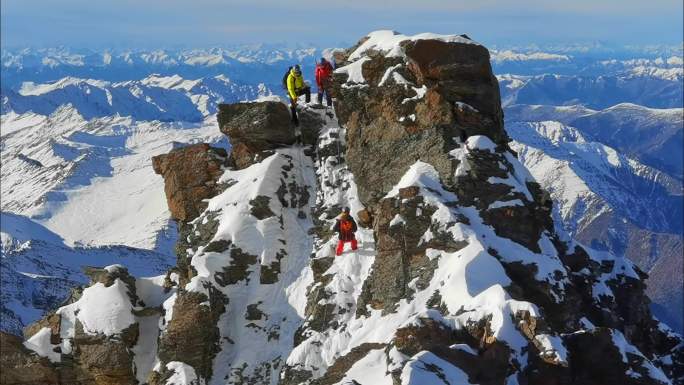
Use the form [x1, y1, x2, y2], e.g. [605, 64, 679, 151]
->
[24, 327, 60, 363]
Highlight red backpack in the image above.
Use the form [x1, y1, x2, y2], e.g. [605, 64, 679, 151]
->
[339, 218, 353, 233]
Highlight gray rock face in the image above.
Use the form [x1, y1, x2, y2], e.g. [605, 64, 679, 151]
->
[357, 188, 449, 316]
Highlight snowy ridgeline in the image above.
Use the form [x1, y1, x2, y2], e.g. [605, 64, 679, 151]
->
[2, 74, 270, 121]
[2, 45, 681, 82]
[15, 99, 679, 384]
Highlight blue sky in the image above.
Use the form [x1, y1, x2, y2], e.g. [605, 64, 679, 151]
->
[1, 0, 682, 49]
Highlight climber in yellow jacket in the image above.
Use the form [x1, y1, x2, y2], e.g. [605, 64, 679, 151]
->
[286, 65, 311, 126]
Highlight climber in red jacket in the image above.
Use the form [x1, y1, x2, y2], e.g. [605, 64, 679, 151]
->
[333, 207, 358, 256]
[315, 57, 334, 106]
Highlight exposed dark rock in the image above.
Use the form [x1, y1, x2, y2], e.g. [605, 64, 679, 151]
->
[217, 101, 322, 170]
[217, 102, 295, 169]
[214, 246, 258, 286]
[519, 327, 660, 385]
[0, 332, 59, 385]
[356, 208, 373, 229]
[394, 318, 456, 357]
[280, 368, 314, 385]
[157, 289, 226, 381]
[297, 107, 325, 146]
[357, 190, 440, 314]
[245, 303, 266, 321]
[152, 143, 228, 222]
[70, 321, 139, 385]
[333, 33, 506, 207]
[175, 211, 221, 286]
[402, 38, 504, 138]
[393, 317, 512, 385]
[204, 239, 231, 253]
[260, 249, 286, 284]
[249, 195, 275, 220]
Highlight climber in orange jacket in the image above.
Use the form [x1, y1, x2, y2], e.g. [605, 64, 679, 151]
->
[333, 207, 358, 256]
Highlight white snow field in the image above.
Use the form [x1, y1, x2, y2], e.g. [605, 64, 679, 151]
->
[1, 74, 265, 334]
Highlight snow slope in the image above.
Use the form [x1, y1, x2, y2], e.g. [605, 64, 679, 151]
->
[1, 75, 241, 335]
[1, 106, 225, 249]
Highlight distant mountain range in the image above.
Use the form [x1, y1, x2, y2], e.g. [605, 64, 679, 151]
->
[505, 103, 683, 180]
[1, 45, 682, 338]
[3, 45, 682, 90]
[1, 74, 268, 121]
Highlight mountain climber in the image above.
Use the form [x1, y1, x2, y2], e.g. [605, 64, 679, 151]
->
[286, 64, 311, 126]
[315, 57, 334, 106]
[333, 207, 358, 256]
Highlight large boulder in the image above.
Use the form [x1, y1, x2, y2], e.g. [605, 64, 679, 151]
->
[217, 101, 324, 169]
[152, 143, 229, 222]
[218, 101, 295, 169]
[332, 31, 507, 207]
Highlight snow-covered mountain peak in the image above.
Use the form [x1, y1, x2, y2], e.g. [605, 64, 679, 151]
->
[346, 30, 479, 62]
[18, 77, 110, 96]
[140, 74, 202, 91]
[2, 33, 683, 385]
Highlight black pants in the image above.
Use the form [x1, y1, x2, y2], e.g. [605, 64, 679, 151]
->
[317, 87, 332, 106]
[294, 86, 311, 103]
[317, 79, 333, 106]
[290, 86, 311, 126]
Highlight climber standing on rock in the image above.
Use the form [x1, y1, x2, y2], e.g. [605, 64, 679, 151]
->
[333, 207, 358, 256]
[286, 64, 311, 126]
[315, 57, 334, 106]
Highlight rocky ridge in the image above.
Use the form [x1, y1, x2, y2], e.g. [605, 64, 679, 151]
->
[3, 30, 682, 385]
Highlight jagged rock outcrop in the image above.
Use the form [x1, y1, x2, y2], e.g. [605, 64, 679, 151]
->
[154, 290, 226, 383]
[218, 101, 295, 169]
[152, 143, 229, 222]
[217, 101, 324, 169]
[333, 30, 506, 206]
